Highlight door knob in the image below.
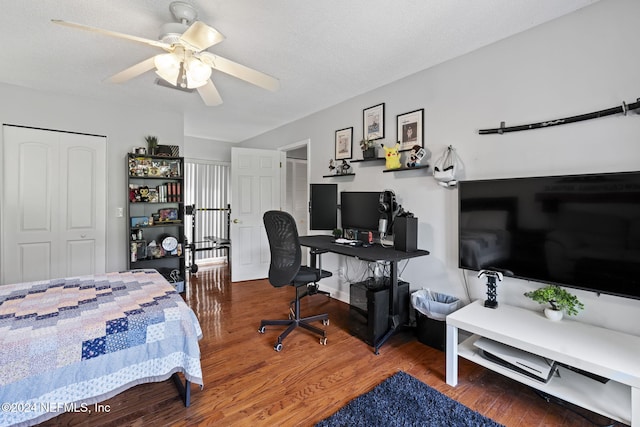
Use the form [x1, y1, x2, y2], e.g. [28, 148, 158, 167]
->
[232, 219, 239, 224]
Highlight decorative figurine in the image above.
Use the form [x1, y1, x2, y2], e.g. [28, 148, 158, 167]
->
[478, 269, 504, 309]
[340, 160, 351, 174]
[328, 159, 336, 174]
[406, 145, 426, 168]
[382, 142, 402, 170]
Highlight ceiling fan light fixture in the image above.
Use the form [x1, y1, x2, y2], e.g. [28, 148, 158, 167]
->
[185, 58, 212, 88]
[154, 53, 181, 85]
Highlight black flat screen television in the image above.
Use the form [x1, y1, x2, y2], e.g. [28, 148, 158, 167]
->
[458, 171, 640, 300]
[341, 191, 380, 232]
[310, 184, 337, 230]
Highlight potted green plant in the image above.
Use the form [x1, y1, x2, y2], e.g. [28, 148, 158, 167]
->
[524, 285, 584, 320]
[359, 137, 377, 159]
[145, 135, 158, 155]
[332, 228, 342, 239]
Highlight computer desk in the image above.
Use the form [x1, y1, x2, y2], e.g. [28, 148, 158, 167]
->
[299, 235, 429, 354]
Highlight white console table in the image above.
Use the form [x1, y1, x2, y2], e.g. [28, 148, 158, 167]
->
[446, 300, 640, 426]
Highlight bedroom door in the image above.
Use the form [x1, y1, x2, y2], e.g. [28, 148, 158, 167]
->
[1, 125, 106, 285]
[230, 147, 282, 282]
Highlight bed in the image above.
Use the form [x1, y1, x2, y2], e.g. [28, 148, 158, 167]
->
[0, 269, 203, 427]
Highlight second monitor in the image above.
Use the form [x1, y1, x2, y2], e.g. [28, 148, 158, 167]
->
[340, 191, 381, 234]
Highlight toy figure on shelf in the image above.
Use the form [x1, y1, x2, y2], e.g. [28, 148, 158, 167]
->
[406, 145, 426, 168]
[340, 160, 351, 174]
[328, 159, 336, 174]
[382, 142, 402, 170]
[138, 186, 150, 202]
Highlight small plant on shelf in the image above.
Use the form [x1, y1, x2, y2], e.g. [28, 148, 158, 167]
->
[524, 284, 584, 317]
[359, 137, 379, 159]
[359, 137, 375, 151]
[145, 135, 158, 154]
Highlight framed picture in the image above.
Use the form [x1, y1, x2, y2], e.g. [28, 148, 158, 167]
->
[335, 127, 353, 160]
[363, 103, 385, 141]
[396, 109, 424, 152]
[130, 216, 149, 228]
[158, 207, 179, 222]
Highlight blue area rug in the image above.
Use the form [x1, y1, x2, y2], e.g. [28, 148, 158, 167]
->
[316, 371, 504, 427]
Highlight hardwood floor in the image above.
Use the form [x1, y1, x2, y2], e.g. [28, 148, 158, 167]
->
[49, 264, 624, 426]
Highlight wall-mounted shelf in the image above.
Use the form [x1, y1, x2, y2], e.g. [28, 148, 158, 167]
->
[382, 164, 430, 173]
[351, 157, 385, 163]
[323, 173, 355, 178]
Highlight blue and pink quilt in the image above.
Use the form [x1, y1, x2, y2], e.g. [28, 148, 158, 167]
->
[0, 269, 203, 426]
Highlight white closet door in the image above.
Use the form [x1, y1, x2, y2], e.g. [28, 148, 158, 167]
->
[2, 126, 106, 284]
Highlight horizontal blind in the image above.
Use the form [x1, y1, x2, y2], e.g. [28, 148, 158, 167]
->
[184, 161, 230, 262]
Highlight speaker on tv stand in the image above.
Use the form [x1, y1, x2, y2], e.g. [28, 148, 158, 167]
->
[394, 216, 417, 252]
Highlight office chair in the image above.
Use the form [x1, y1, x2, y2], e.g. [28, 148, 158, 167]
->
[258, 210, 332, 351]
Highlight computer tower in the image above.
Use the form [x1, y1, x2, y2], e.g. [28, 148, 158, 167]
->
[394, 216, 417, 252]
[348, 278, 409, 346]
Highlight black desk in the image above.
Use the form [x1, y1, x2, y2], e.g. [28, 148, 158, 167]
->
[299, 235, 429, 354]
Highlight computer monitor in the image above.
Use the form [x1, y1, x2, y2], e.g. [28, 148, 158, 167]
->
[310, 184, 337, 230]
[340, 191, 380, 232]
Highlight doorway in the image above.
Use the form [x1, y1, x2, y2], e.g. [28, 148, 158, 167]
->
[281, 139, 309, 264]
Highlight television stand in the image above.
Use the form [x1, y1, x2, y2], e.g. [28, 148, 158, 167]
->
[446, 300, 640, 426]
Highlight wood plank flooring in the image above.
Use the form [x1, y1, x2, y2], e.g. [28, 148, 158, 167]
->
[48, 264, 625, 426]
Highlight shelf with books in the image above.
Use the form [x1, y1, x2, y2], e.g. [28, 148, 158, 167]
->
[126, 153, 185, 291]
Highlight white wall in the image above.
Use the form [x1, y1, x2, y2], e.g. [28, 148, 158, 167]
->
[240, 0, 640, 335]
[0, 83, 184, 274]
[184, 135, 233, 163]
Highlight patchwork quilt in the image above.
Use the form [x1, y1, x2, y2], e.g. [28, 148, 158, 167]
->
[0, 269, 203, 427]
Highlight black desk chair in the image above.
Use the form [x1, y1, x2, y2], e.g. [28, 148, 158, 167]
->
[258, 210, 331, 351]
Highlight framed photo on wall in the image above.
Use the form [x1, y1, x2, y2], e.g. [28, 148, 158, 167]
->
[397, 109, 424, 152]
[335, 127, 353, 160]
[363, 103, 385, 141]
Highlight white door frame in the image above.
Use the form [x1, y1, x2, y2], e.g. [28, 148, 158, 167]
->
[279, 139, 310, 236]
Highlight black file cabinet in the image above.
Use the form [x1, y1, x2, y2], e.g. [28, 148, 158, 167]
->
[348, 278, 409, 346]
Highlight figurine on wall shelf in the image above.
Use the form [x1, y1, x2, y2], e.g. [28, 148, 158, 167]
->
[328, 159, 336, 174]
[340, 160, 351, 174]
[406, 145, 426, 168]
[382, 142, 402, 170]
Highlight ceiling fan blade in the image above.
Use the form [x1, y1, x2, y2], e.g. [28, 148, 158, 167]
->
[51, 19, 171, 50]
[180, 21, 225, 51]
[199, 52, 280, 92]
[197, 80, 223, 106]
[107, 57, 157, 83]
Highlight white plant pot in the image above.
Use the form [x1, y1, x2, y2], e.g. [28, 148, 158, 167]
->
[544, 308, 563, 321]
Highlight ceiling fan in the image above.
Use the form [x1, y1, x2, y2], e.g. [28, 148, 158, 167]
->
[52, 1, 279, 106]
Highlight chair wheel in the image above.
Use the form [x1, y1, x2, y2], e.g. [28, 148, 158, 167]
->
[274, 343, 283, 352]
[258, 326, 266, 334]
[320, 337, 327, 345]
[322, 319, 329, 326]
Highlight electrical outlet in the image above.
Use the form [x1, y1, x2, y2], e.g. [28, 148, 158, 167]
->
[338, 267, 345, 277]
[116, 207, 124, 218]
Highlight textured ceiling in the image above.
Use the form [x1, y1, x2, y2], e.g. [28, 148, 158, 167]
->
[0, 0, 599, 142]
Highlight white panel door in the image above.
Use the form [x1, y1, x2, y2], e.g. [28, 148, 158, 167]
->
[230, 147, 281, 282]
[2, 126, 106, 284]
